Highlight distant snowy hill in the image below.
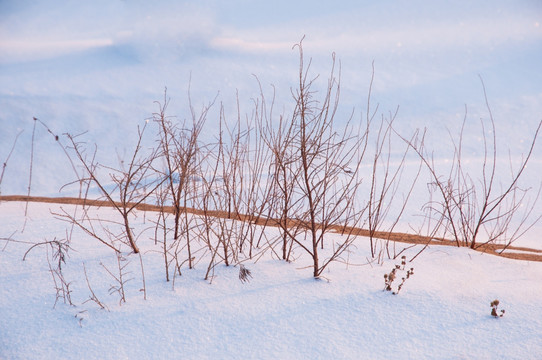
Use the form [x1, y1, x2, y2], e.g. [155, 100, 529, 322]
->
[1, 1, 541, 243]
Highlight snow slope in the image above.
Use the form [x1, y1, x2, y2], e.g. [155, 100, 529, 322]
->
[1, 200, 541, 360]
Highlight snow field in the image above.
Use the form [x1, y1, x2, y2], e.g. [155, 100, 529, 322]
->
[1, 201, 541, 359]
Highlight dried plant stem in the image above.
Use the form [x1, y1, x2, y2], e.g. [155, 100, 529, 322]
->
[0, 129, 23, 197]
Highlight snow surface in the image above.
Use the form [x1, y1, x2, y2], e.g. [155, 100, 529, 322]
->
[2, 201, 542, 360]
[1, 1, 542, 359]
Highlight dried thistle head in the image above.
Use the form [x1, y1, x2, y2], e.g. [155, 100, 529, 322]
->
[490, 299, 505, 318]
[388, 272, 396, 282]
[238, 264, 253, 283]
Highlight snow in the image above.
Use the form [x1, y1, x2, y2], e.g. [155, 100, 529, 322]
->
[1, 0, 542, 359]
[2, 201, 542, 359]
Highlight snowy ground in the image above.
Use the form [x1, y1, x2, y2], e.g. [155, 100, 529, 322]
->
[1, 200, 542, 360]
[1, 1, 542, 359]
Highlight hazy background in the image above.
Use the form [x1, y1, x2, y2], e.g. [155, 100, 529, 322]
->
[1, 0, 541, 198]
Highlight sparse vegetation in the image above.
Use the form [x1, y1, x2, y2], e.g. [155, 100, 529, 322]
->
[238, 264, 253, 283]
[383, 255, 414, 295]
[101, 250, 133, 306]
[0, 42, 540, 310]
[0, 129, 22, 197]
[22, 237, 75, 307]
[402, 80, 542, 251]
[490, 299, 505, 318]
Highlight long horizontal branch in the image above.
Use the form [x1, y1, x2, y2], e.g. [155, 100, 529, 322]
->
[2, 194, 541, 262]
